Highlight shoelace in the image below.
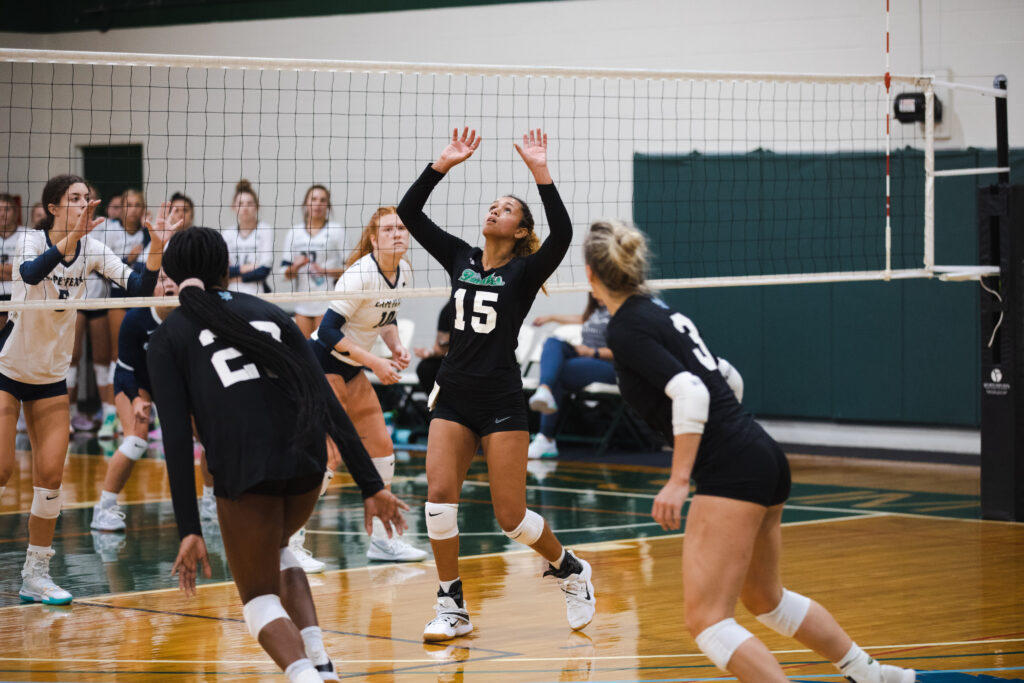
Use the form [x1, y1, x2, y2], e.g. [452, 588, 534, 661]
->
[290, 542, 315, 560]
[104, 506, 126, 520]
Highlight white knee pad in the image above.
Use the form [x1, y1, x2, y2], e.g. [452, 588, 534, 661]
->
[242, 593, 290, 639]
[119, 435, 148, 462]
[424, 502, 459, 540]
[280, 546, 303, 572]
[755, 588, 811, 638]
[695, 617, 755, 671]
[31, 486, 63, 519]
[372, 454, 395, 488]
[66, 366, 78, 388]
[503, 509, 545, 546]
[94, 363, 111, 387]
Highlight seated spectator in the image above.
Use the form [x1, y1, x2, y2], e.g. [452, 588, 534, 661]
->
[527, 294, 616, 459]
[168, 191, 206, 231]
[413, 300, 454, 393]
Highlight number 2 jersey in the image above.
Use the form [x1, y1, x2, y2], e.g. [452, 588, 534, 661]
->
[146, 291, 384, 539]
[606, 295, 765, 471]
[311, 252, 407, 368]
[397, 165, 572, 395]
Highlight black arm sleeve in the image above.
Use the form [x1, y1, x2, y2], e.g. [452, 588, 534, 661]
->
[522, 183, 573, 292]
[125, 268, 158, 297]
[19, 246, 63, 285]
[278, 312, 385, 498]
[241, 265, 271, 283]
[315, 309, 346, 350]
[146, 331, 203, 540]
[396, 164, 470, 274]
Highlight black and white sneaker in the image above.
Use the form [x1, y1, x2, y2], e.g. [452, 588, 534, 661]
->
[423, 582, 473, 642]
[544, 550, 596, 631]
[315, 659, 339, 681]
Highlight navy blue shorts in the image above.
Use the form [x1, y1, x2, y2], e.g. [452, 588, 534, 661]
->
[0, 371, 68, 402]
[693, 433, 791, 507]
[309, 339, 363, 382]
[236, 472, 323, 498]
[80, 308, 108, 321]
[431, 385, 530, 437]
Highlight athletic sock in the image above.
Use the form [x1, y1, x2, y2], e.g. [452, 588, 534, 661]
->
[283, 657, 319, 683]
[300, 625, 328, 666]
[549, 548, 566, 570]
[99, 490, 118, 508]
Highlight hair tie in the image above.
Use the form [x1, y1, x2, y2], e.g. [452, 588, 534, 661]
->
[178, 277, 206, 291]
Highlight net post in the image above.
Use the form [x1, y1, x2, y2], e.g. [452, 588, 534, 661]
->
[923, 80, 935, 270]
[994, 75, 1008, 184]
[978, 163, 1023, 521]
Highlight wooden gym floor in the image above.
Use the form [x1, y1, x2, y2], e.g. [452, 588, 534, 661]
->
[0, 435, 1021, 682]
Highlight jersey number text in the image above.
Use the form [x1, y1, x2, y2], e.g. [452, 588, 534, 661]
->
[199, 321, 282, 388]
[670, 313, 718, 371]
[453, 288, 497, 334]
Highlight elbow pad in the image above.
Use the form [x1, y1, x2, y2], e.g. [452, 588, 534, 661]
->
[717, 357, 744, 403]
[664, 371, 709, 435]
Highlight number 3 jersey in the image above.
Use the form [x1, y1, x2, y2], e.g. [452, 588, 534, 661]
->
[147, 291, 384, 539]
[606, 294, 762, 464]
[311, 252, 407, 367]
[397, 165, 572, 395]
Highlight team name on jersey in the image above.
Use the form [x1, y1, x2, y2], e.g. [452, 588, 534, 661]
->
[51, 274, 86, 288]
[374, 298, 402, 309]
[458, 269, 505, 287]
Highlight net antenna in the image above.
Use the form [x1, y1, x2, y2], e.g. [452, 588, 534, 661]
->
[0, 48, 1005, 312]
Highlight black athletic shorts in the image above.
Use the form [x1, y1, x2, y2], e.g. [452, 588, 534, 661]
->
[0, 371, 68, 402]
[80, 308, 108, 321]
[235, 472, 323, 498]
[431, 384, 530, 437]
[309, 338, 363, 382]
[693, 433, 791, 507]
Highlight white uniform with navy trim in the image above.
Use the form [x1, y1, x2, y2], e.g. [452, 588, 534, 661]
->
[279, 221, 345, 317]
[0, 226, 28, 298]
[222, 222, 275, 296]
[0, 231, 136, 384]
[313, 253, 408, 367]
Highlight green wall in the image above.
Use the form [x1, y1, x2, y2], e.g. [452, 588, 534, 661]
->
[635, 149, 1024, 427]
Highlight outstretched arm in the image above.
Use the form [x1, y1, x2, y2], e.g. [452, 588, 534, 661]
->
[431, 127, 482, 174]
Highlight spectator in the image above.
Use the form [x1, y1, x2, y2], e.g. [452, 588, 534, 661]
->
[413, 300, 454, 393]
[0, 193, 28, 327]
[222, 180, 274, 296]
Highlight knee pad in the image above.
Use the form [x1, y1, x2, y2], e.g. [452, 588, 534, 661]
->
[242, 593, 290, 639]
[119, 435, 148, 462]
[755, 588, 811, 638]
[424, 502, 459, 540]
[66, 366, 78, 388]
[372, 454, 395, 488]
[94, 363, 111, 387]
[280, 546, 303, 572]
[503, 509, 545, 546]
[695, 617, 755, 671]
[31, 486, 63, 519]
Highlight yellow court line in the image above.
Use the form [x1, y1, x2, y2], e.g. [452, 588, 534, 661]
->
[2, 637, 1020, 667]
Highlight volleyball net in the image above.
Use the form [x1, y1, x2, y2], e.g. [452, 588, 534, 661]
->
[0, 48, 1000, 311]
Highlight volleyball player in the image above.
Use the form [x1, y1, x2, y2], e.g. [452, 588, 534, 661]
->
[281, 184, 345, 338]
[100, 188, 150, 438]
[582, 219, 915, 683]
[223, 179, 274, 295]
[148, 226, 409, 683]
[396, 128, 596, 641]
[310, 205, 427, 563]
[0, 175, 171, 605]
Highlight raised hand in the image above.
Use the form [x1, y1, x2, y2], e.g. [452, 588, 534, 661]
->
[433, 127, 482, 174]
[144, 202, 183, 248]
[70, 199, 104, 241]
[514, 128, 552, 184]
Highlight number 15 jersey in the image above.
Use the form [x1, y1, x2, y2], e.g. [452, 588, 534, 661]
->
[397, 165, 573, 395]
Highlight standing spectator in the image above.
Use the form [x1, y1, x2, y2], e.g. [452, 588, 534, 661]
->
[280, 185, 345, 337]
[0, 193, 29, 328]
[223, 180, 274, 296]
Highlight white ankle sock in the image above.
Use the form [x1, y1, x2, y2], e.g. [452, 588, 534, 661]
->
[100, 490, 118, 508]
[550, 548, 566, 570]
[284, 657, 319, 682]
[439, 578, 460, 594]
[300, 625, 328, 666]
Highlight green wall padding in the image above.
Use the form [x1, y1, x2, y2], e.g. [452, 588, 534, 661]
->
[634, 149, 1024, 427]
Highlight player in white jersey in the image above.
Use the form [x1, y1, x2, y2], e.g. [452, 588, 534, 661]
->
[0, 175, 174, 605]
[0, 193, 28, 328]
[310, 206, 427, 563]
[280, 184, 346, 337]
[223, 179, 274, 297]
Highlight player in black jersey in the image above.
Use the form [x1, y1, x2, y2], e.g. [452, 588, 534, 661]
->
[397, 128, 596, 642]
[147, 227, 409, 683]
[583, 219, 915, 683]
